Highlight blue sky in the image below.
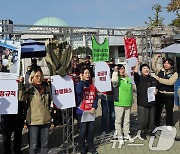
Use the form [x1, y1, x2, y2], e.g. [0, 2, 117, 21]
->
[0, 0, 176, 28]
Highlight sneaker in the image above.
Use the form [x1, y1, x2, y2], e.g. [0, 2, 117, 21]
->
[166, 126, 173, 131]
[140, 132, 147, 140]
[147, 131, 157, 137]
[124, 135, 134, 143]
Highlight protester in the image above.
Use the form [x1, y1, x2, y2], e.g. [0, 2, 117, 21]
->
[71, 55, 80, 75]
[1, 100, 25, 154]
[99, 60, 115, 135]
[25, 58, 40, 84]
[152, 54, 178, 127]
[112, 64, 133, 141]
[99, 91, 115, 135]
[70, 55, 80, 85]
[19, 67, 52, 154]
[109, 57, 115, 73]
[79, 55, 94, 77]
[1, 48, 13, 72]
[75, 67, 98, 154]
[134, 60, 157, 140]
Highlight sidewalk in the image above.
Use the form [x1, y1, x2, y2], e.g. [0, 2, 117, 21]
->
[96, 101, 180, 154]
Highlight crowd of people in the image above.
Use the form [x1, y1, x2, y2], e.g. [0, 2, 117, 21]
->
[0, 54, 179, 154]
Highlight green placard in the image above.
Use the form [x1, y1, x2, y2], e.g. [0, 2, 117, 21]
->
[91, 36, 109, 62]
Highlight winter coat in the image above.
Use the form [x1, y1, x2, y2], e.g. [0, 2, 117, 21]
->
[134, 72, 157, 107]
[19, 81, 52, 125]
[75, 80, 98, 114]
[152, 54, 178, 95]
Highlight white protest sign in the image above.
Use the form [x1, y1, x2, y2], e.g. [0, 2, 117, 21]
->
[0, 40, 21, 80]
[147, 87, 156, 103]
[51, 75, 76, 109]
[126, 57, 137, 84]
[94, 62, 112, 92]
[0, 80, 18, 114]
[81, 111, 96, 122]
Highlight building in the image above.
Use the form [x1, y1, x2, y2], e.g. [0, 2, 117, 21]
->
[1, 17, 180, 75]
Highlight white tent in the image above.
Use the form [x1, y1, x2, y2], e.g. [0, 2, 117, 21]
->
[156, 43, 180, 53]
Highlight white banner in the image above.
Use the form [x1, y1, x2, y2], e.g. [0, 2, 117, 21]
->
[51, 75, 76, 109]
[0, 80, 18, 114]
[0, 40, 21, 80]
[94, 62, 112, 92]
[126, 57, 137, 84]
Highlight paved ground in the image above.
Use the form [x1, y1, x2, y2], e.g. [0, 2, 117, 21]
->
[0, 95, 180, 154]
[95, 102, 180, 154]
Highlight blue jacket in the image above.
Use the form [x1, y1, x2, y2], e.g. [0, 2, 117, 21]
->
[75, 80, 98, 114]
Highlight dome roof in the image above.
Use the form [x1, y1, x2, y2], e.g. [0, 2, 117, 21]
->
[34, 17, 68, 27]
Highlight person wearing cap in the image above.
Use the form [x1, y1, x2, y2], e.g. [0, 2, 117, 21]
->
[152, 54, 178, 127]
[134, 60, 158, 140]
[112, 64, 133, 141]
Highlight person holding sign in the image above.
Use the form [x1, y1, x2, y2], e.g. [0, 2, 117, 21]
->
[18, 67, 52, 154]
[112, 64, 133, 141]
[152, 54, 178, 127]
[134, 60, 157, 140]
[1, 100, 25, 154]
[75, 67, 98, 154]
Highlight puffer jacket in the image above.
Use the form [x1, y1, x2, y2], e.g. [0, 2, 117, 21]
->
[19, 81, 52, 125]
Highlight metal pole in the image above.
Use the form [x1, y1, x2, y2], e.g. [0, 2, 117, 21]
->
[175, 88, 180, 141]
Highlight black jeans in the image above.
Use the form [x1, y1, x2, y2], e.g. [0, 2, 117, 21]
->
[155, 93, 174, 126]
[2, 114, 24, 154]
[101, 99, 115, 133]
[77, 114, 95, 153]
[138, 105, 155, 133]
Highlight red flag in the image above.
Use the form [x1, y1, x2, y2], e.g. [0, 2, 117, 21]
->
[124, 37, 138, 59]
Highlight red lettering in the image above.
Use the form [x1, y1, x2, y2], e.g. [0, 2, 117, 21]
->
[59, 89, 64, 94]
[54, 88, 73, 95]
[68, 88, 72, 93]
[54, 90, 59, 95]
[5, 91, 11, 96]
[11, 91, 16, 97]
[64, 88, 69, 94]
[0, 91, 5, 97]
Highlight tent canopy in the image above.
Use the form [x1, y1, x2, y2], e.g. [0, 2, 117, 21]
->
[156, 43, 180, 54]
[0, 41, 17, 50]
[21, 39, 46, 58]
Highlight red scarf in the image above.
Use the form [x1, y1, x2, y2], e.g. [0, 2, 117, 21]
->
[34, 84, 45, 95]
